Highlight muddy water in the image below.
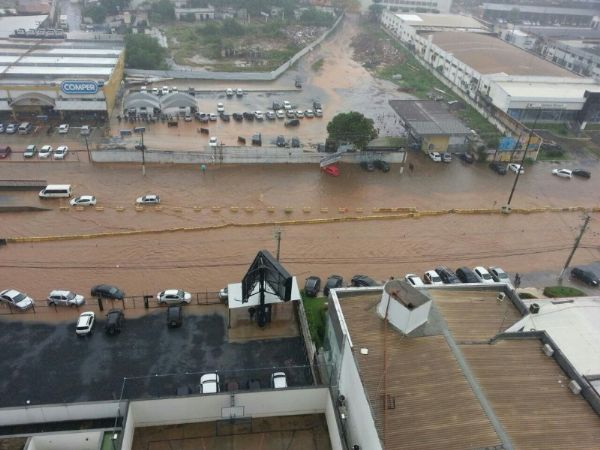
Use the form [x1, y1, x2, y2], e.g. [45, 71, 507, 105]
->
[1, 16, 600, 301]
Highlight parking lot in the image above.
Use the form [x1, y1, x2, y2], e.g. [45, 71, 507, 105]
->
[0, 307, 312, 408]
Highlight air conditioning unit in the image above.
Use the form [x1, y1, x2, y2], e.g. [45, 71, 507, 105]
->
[529, 303, 540, 314]
[497, 292, 505, 302]
[569, 380, 582, 395]
[542, 344, 554, 357]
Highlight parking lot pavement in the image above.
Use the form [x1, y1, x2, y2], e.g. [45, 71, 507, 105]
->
[0, 311, 311, 407]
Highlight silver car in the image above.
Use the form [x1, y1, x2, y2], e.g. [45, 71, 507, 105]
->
[0, 289, 35, 310]
[47, 290, 85, 306]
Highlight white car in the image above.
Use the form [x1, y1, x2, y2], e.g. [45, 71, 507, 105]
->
[5, 123, 17, 134]
[200, 373, 220, 393]
[428, 152, 442, 162]
[0, 289, 35, 311]
[152, 87, 159, 95]
[156, 289, 192, 305]
[54, 145, 68, 159]
[226, 88, 234, 97]
[48, 290, 85, 306]
[283, 101, 292, 110]
[39, 145, 53, 158]
[80, 125, 91, 136]
[70, 195, 97, 206]
[76, 311, 95, 336]
[136, 194, 160, 205]
[218, 287, 228, 301]
[161, 86, 169, 95]
[217, 102, 224, 113]
[552, 168, 572, 178]
[315, 109, 323, 117]
[473, 266, 495, 284]
[305, 109, 315, 118]
[404, 274, 424, 287]
[209, 136, 218, 147]
[272, 372, 288, 389]
[254, 111, 264, 120]
[0, 123, 4, 133]
[58, 124, 69, 134]
[209, 113, 218, 121]
[423, 270, 444, 286]
[295, 110, 304, 118]
[236, 88, 243, 96]
[508, 163, 524, 174]
[489, 266, 511, 286]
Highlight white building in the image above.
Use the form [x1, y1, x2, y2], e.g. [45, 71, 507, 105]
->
[374, 0, 452, 14]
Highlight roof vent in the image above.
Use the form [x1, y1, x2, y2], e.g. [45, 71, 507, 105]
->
[497, 292, 505, 302]
[542, 343, 554, 357]
[569, 380, 582, 395]
[529, 303, 540, 314]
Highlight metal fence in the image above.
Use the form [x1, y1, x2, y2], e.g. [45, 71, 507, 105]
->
[0, 290, 223, 315]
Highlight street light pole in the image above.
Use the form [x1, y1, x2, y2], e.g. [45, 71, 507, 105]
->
[558, 215, 591, 284]
[84, 135, 91, 163]
[134, 126, 146, 176]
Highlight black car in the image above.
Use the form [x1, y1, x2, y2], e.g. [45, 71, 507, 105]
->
[572, 169, 591, 179]
[489, 161, 508, 175]
[351, 275, 378, 287]
[313, 100, 322, 110]
[455, 267, 479, 283]
[285, 119, 300, 127]
[435, 266, 460, 284]
[360, 161, 375, 172]
[276, 135, 286, 147]
[220, 113, 230, 122]
[373, 160, 390, 172]
[232, 112, 243, 122]
[167, 305, 183, 328]
[91, 284, 124, 300]
[291, 137, 300, 148]
[243, 112, 254, 121]
[570, 267, 599, 287]
[460, 152, 475, 164]
[304, 276, 321, 297]
[105, 309, 124, 335]
[324, 275, 343, 296]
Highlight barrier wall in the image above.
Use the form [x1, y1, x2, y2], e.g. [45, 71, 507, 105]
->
[0, 400, 126, 426]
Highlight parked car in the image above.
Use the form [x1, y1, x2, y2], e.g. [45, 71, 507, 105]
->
[167, 305, 183, 328]
[456, 267, 479, 283]
[0, 289, 35, 310]
[217, 102, 224, 113]
[209, 113, 218, 121]
[305, 109, 315, 118]
[39, 145, 53, 158]
[313, 100, 322, 110]
[136, 194, 160, 204]
[441, 152, 452, 163]
[225, 88, 234, 97]
[184, 113, 192, 122]
[24, 144, 36, 158]
[0, 123, 4, 133]
[296, 110, 304, 119]
[218, 286, 228, 301]
[488, 267, 511, 285]
[80, 125, 91, 136]
[423, 270, 444, 285]
[58, 123, 69, 134]
[5, 123, 17, 134]
[473, 266, 495, 284]
[360, 161, 375, 171]
[570, 267, 599, 287]
[489, 161, 507, 175]
[266, 111, 276, 120]
[552, 168, 572, 178]
[286, 110, 296, 119]
[243, 112, 254, 121]
[254, 111, 264, 121]
[435, 266, 460, 284]
[209, 137, 218, 147]
[572, 169, 591, 179]
[48, 290, 85, 306]
[76, 311, 95, 336]
[404, 274, 424, 287]
[304, 276, 321, 297]
[291, 137, 300, 148]
[428, 152, 442, 162]
[324, 275, 343, 296]
[0, 146, 11, 159]
[373, 160, 390, 172]
[351, 275, 378, 287]
[236, 88, 243, 97]
[200, 373, 220, 393]
[315, 109, 323, 117]
[460, 152, 475, 163]
[271, 372, 288, 389]
[276, 135, 286, 147]
[105, 309, 124, 335]
[70, 195, 97, 206]
[90, 284, 124, 300]
[156, 289, 192, 305]
[283, 100, 292, 110]
[233, 112, 243, 121]
[276, 110, 285, 119]
[508, 163, 524, 174]
[54, 145, 68, 160]
[285, 119, 300, 127]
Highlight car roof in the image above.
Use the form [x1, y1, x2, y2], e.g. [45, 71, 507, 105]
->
[1, 289, 20, 298]
[49, 290, 71, 296]
[163, 289, 181, 295]
[474, 266, 488, 272]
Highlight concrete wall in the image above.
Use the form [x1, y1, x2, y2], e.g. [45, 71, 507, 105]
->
[324, 394, 344, 450]
[25, 431, 103, 450]
[0, 400, 125, 426]
[91, 147, 407, 165]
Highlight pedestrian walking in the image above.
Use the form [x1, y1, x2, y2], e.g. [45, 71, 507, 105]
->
[409, 163, 414, 173]
[514, 273, 521, 288]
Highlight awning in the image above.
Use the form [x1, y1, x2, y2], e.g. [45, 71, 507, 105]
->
[55, 100, 107, 111]
[227, 277, 301, 309]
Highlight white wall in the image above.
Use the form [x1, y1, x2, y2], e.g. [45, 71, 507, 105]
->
[325, 394, 344, 450]
[25, 431, 103, 450]
[0, 400, 125, 426]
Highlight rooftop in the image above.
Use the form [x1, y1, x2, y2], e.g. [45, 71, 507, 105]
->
[388, 100, 470, 136]
[520, 26, 600, 41]
[0, 15, 47, 37]
[394, 13, 487, 31]
[493, 79, 600, 100]
[483, 3, 600, 16]
[335, 288, 600, 449]
[430, 31, 579, 77]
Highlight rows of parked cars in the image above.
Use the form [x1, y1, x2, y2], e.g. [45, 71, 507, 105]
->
[302, 265, 600, 297]
[69, 193, 161, 207]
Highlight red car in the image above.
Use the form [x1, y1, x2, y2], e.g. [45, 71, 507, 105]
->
[322, 165, 340, 177]
[0, 146, 11, 159]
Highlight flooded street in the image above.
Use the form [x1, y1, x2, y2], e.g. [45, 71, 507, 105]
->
[1, 15, 600, 301]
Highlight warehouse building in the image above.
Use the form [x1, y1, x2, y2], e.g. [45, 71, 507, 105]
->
[381, 11, 600, 124]
[0, 37, 124, 122]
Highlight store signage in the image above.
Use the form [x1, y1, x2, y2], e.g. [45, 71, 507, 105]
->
[60, 80, 99, 95]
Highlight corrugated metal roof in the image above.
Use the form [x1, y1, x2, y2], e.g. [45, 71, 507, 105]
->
[55, 100, 107, 111]
[2, 66, 113, 76]
[389, 100, 470, 136]
[0, 56, 118, 66]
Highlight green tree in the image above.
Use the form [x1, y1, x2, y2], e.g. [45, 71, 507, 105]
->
[124, 34, 169, 69]
[150, 0, 175, 23]
[509, 7, 520, 24]
[327, 112, 378, 150]
[299, 7, 335, 27]
[84, 4, 107, 23]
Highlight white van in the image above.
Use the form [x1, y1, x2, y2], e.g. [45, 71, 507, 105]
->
[18, 122, 32, 135]
[39, 184, 72, 198]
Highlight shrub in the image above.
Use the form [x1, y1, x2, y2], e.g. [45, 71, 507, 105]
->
[542, 286, 585, 298]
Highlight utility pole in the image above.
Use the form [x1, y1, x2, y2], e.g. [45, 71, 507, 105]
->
[274, 228, 282, 261]
[134, 126, 146, 176]
[84, 135, 91, 163]
[558, 215, 591, 283]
